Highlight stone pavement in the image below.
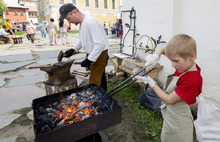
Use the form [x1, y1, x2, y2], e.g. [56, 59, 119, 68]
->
[0, 32, 120, 137]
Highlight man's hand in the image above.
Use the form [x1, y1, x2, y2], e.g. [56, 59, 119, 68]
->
[145, 53, 160, 67]
[81, 58, 91, 68]
[135, 75, 156, 88]
[64, 49, 75, 57]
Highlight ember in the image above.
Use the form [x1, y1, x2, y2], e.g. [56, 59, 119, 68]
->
[53, 94, 99, 125]
[33, 85, 120, 137]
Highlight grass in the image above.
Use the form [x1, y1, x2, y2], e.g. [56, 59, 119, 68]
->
[68, 30, 79, 34]
[57, 30, 79, 34]
[12, 107, 33, 126]
[15, 31, 26, 36]
[104, 78, 163, 141]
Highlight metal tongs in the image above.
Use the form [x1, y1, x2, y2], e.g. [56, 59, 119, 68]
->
[71, 65, 156, 114]
[103, 65, 156, 98]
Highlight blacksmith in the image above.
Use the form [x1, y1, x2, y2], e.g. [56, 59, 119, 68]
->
[59, 3, 109, 91]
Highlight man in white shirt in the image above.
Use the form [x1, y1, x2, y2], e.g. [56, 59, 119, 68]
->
[59, 3, 109, 91]
[0, 25, 9, 43]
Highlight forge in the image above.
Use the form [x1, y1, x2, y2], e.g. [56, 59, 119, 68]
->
[33, 84, 122, 142]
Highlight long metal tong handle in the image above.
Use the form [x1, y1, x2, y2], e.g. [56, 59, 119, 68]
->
[70, 66, 155, 115]
[104, 66, 156, 98]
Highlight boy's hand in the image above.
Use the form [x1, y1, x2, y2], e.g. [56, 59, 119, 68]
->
[145, 53, 160, 67]
[135, 75, 156, 88]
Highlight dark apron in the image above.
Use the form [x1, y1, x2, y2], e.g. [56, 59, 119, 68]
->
[89, 50, 108, 90]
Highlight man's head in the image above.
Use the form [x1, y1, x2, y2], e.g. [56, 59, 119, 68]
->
[165, 34, 197, 60]
[59, 3, 77, 21]
[2, 25, 6, 29]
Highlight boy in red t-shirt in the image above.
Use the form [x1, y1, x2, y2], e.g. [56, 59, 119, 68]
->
[136, 34, 203, 142]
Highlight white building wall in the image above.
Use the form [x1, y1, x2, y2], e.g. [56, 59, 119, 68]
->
[122, 0, 220, 99]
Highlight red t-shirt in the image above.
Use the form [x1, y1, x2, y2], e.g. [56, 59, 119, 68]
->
[173, 64, 203, 105]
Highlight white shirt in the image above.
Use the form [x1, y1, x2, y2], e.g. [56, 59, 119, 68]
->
[73, 15, 109, 62]
[0, 28, 8, 36]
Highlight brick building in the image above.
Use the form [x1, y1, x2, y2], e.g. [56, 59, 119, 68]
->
[3, 0, 29, 23]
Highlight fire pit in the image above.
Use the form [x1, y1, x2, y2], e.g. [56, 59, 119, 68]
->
[33, 84, 122, 142]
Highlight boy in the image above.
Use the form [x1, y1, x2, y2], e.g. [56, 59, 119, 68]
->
[136, 34, 203, 142]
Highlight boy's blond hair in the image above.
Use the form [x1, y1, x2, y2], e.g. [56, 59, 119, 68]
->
[165, 34, 197, 59]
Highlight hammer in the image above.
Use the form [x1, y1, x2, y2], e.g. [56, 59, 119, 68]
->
[57, 51, 82, 64]
[57, 51, 66, 62]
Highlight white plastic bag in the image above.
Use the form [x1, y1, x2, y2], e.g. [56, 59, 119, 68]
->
[194, 96, 220, 142]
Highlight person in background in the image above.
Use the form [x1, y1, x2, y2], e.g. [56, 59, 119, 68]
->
[103, 22, 108, 35]
[46, 18, 58, 46]
[135, 34, 203, 142]
[19, 23, 23, 31]
[0, 25, 9, 43]
[59, 19, 70, 45]
[44, 22, 48, 34]
[40, 22, 46, 38]
[59, 3, 109, 91]
[26, 21, 36, 43]
[119, 19, 123, 37]
[115, 19, 120, 37]
[5, 19, 15, 35]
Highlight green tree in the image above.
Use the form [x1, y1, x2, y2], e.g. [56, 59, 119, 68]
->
[0, 0, 8, 12]
[0, 0, 7, 26]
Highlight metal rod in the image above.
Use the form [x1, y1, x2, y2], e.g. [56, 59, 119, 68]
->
[106, 67, 156, 98]
[105, 66, 147, 97]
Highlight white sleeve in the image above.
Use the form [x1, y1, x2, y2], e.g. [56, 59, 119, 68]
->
[73, 40, 82, 51]
[87, 22, 106, 62]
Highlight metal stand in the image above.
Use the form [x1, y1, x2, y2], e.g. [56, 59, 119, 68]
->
[120, 7, 136, 57]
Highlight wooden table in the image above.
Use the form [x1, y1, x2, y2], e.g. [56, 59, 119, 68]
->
[12, 36, 23, 44]
[113, 53, 163, 80]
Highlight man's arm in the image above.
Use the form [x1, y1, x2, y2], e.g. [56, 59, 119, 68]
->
[87, 21, 107, 62]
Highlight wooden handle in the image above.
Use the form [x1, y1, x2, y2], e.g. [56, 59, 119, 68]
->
[29, 65, 51, 69]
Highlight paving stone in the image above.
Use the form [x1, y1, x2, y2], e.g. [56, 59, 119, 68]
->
[0, 61, 35, 73]
[0, 54, 34, 63]
[0, 79, 5, 87]
[0, 136, 18, 142]
[25, 58, 57, 69]
[6, 73, 46, 87]
[37, 51, 60, 59]
[0, 113, 21, 129]
[0, 85, 45, 114]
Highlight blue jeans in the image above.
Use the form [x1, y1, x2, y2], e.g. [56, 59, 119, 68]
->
[41, 31, 46, 38]
[104, 28, 108, 35]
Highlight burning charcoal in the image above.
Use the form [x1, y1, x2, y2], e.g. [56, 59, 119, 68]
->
[79, 102, 86, 108]
[46, 108, 53, 112]
[57, 119, 64, 126]
[82, 114, 90, 120]
[70, 93, 77, 99]
[53, 102, 58, 106]
[48, 113, 57, 118]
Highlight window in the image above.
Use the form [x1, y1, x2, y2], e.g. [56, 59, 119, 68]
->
[72, 0, 76, 4]
[20, 11, 23, 15]
[112, 0, 115, 9]
[104, 0, 108, 8]
[59, 0, 64, 4]
[5, 10, 9, 15]
[14, 11, 18, 15]
[95, 0, 99, 7]
[85, 0, 89, 6]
